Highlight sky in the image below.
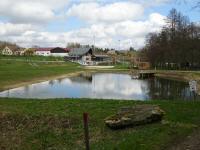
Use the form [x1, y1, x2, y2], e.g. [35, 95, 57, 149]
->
[0, 0, 199, 50]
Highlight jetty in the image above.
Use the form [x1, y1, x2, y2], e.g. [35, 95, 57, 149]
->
[130, 70, 155, 79]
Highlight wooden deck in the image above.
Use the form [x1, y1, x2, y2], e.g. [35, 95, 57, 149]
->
[130, 70, 155, 79]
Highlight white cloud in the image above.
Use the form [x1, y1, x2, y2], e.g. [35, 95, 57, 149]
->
[0, 12, 165, 49]
[0, 0, 69, 24]
[0, 0, 167, 49]
[67, 2, 144, 23]
[65, 12, 166, 49]
[0, 22, 34, 36]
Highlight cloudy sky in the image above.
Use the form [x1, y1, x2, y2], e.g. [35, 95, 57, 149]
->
[0, 0, 199, 50]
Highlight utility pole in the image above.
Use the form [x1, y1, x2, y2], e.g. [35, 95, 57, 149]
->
[118, 39, 121, 51]
[118, 39, 121, 65]
[93, 35, 95, 51]
[93, 35, 95, 65]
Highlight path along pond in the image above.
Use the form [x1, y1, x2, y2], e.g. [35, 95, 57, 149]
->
[0, 73, 198, 100]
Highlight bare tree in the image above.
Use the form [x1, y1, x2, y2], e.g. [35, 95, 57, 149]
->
[143, 8, 200, 70]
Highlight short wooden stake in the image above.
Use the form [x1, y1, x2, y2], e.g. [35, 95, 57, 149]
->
[83, 113, 90, 150]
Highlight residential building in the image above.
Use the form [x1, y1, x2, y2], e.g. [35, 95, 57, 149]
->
[35, 47, 70, 57]
[1, 46, 20, 55]
[66, 47, 111, 65]
[50, 47, 70, 57]
[66, 47, 93, 65]
[35, 48, 52, 56]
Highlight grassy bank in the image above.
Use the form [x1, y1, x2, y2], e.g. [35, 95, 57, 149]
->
[0, 59, 131, 91]
[155, 70, 200, 81]
[0, 60, 82, 91]
[0, 55, 64, 61]
[155, 71, 200, 94]
[0, 98, 200, 150]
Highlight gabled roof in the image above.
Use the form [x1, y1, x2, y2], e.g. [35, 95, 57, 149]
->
[4, 45, 20, 52]
[69, 48, 92, 56]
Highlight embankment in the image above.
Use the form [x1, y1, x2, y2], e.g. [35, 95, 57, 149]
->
[155, 71, 200, 95]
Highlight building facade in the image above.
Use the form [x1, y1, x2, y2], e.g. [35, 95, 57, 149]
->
[66, 48, 111, 65]
[1, 46, 13, 55]
[35, 47, 69, 57]
[67, 48, 93, 65]
[1, 46, 20, 55]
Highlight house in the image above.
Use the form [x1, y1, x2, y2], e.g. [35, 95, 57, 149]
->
[65, 47, 111, 65]
[35, 47, 69, 57]
[35, 48, 52, 56]
[66, 47, 93, 65]
[50, 47, 70, 57]
[1, 46, 20, 55]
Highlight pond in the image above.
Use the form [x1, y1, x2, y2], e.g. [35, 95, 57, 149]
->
[0, 73, 197, 100]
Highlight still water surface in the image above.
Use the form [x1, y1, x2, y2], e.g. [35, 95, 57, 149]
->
[0, 73, 196, 100]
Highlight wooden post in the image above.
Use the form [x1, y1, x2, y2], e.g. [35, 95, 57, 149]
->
[83, 113, 90, 150]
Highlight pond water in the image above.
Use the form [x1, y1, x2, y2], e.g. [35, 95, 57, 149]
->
[0, 73, 197, 100]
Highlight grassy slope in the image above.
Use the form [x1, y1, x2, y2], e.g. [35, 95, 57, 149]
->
[156, 70, 200, 81]
[0, 55, 64, 61]
[0, 98, 200, 150]
[1, 57, 200, 149]
[0, 59, 82, 91]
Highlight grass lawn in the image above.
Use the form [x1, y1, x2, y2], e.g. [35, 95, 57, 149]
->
[1, 57, 200, 149]
[0, 59, 132, 91]
[0, 55, 65, 61]
[113, 63, 130, 69]
[0, 59, 82, 91]
[0, 98, 200, 150]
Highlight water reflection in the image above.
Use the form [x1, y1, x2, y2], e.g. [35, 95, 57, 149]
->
[0, 73, 197, 100]
[146, 78, 192, 100]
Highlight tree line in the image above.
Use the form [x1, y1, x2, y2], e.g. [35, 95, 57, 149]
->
[143, 8, 200, 70]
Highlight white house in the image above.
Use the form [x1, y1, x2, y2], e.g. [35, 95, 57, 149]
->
[1, 46, 20, 55]
[35, 48, 51, 56]
[35, 47, 70, 57]
[1, 46, 13, 55]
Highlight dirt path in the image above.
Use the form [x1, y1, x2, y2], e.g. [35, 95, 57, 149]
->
[167, 129, 200, 150]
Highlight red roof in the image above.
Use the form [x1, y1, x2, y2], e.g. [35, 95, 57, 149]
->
[36, 48, 52, 51]
[36, 47, 71, 52]
[63, 48, 71, 52]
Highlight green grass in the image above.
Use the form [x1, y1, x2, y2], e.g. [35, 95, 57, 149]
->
[113, 63, 130, 69]
[0, 58, 133, 91]
[0, 60, 82, 90]
[0, 98, 200, 150]
[0, 55, 64, 61]
[1, 58, 200, 149]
